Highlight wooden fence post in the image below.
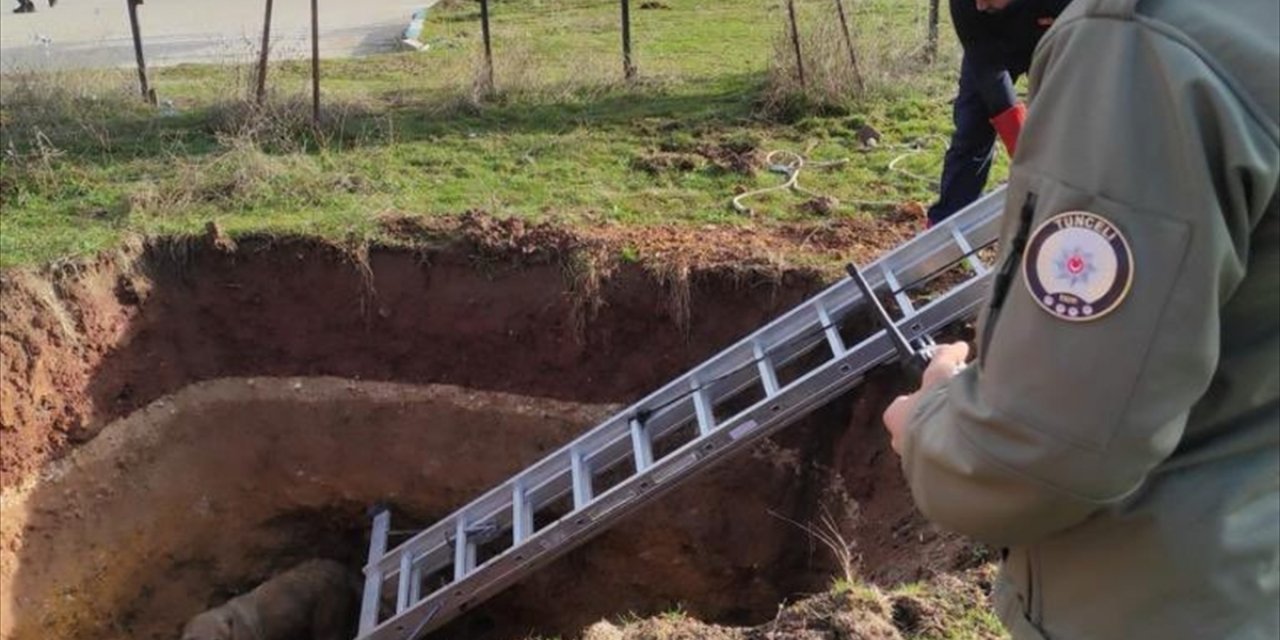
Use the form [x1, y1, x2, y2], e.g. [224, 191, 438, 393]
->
[256, 0, 274, 104]
[926, 0, 940, 62]
[786, 0, 806, 88]
[125, 0, 155, 105]
[480, 0, 495, 93]
[621, 0, 635, 80]
[311, 0, 320, 123]
[833, 0, 864, 93]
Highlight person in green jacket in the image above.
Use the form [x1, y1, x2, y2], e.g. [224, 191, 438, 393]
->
[882, 0, 1279, 637]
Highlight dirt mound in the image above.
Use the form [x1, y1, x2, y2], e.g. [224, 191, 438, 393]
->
[579, 567, 1002, 640]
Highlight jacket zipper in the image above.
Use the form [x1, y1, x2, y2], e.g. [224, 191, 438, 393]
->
[979, 192, 1039, 363]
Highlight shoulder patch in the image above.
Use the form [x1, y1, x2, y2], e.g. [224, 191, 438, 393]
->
[1022, 211, 1133, 322]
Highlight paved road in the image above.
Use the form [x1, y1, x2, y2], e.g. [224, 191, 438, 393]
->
[0, 0, 424, 71]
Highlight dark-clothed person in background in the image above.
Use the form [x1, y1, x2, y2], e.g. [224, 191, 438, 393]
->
[928, 0, 1071, 226]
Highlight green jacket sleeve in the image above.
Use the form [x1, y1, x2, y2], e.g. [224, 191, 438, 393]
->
[900, 8, 1280, 547]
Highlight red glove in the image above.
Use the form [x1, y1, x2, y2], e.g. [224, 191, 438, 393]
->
[990, 102, 1027, 157]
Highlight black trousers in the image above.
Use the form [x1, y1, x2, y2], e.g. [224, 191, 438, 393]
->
[927, 54, 1024, 225]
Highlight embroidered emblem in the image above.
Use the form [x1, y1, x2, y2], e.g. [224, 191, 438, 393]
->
[1023, 211, 1133, 322]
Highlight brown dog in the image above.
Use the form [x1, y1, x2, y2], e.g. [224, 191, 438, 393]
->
[181, 559, 358, 640]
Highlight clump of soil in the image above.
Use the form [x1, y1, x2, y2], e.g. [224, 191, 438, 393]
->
[631, 152, 703, 175]
[697, 141, 763, 175]
[456, 208, 587, 260]
[799, 196, 841, 216]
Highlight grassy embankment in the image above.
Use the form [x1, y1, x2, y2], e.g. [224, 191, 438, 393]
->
[0, 0, 1011, 268]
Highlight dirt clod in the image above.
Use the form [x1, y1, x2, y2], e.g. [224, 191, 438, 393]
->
[799, 196, 840, 216]
[697, 142, 762, 175]
[890, 595, 936, 635]
[856, 125, 883, 149]
[631, 152, 703, 175]
[204, 220, 237, 253]
[458, 209, 586, 260]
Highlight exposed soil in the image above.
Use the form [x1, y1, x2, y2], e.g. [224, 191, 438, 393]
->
[0, 216, 977, 640]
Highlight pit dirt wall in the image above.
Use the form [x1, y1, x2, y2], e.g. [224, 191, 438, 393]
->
[0, 235, 827, 489]
[0, 234, 973, 640]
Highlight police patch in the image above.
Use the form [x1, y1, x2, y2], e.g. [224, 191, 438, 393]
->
[1023, 211, 1133, 322]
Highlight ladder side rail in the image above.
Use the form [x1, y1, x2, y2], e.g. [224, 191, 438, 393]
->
[359, 269, 995, 640]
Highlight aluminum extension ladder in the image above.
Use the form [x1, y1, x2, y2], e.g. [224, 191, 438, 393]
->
[355, 186, 1009, 640]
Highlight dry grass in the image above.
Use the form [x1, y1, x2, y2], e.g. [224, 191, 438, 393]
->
[0, 67, 146, 146]
[760, 0, 947, 120]
[122, 136, 348, 217]
[204, 93, 392, 152]
[1, 63, 392, 221]
[770, 496, 864, 587]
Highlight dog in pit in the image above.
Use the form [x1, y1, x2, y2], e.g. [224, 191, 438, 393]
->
[181, 559, 359, 640]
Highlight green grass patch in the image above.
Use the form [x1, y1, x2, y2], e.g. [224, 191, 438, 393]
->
[0, 0, 1011, 268]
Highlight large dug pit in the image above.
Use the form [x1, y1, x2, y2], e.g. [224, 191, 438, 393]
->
[0, 233, 974, 640]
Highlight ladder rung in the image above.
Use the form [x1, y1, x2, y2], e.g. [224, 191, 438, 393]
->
[453, 519, 472, 581]
[950, 224, 989, 275]
[512, 481, 532, 544]
[409, 566, 422, 604]
[881, 266, 914, 317]
[691, 379, 715, 435]
[813, 299, 846, 357]
[396, 551, 413, 613]
[753, 341, 780, 397]
[358, 510, 391, 634]
[571, 447, 593, 509]
[630, 418, 654, 471]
